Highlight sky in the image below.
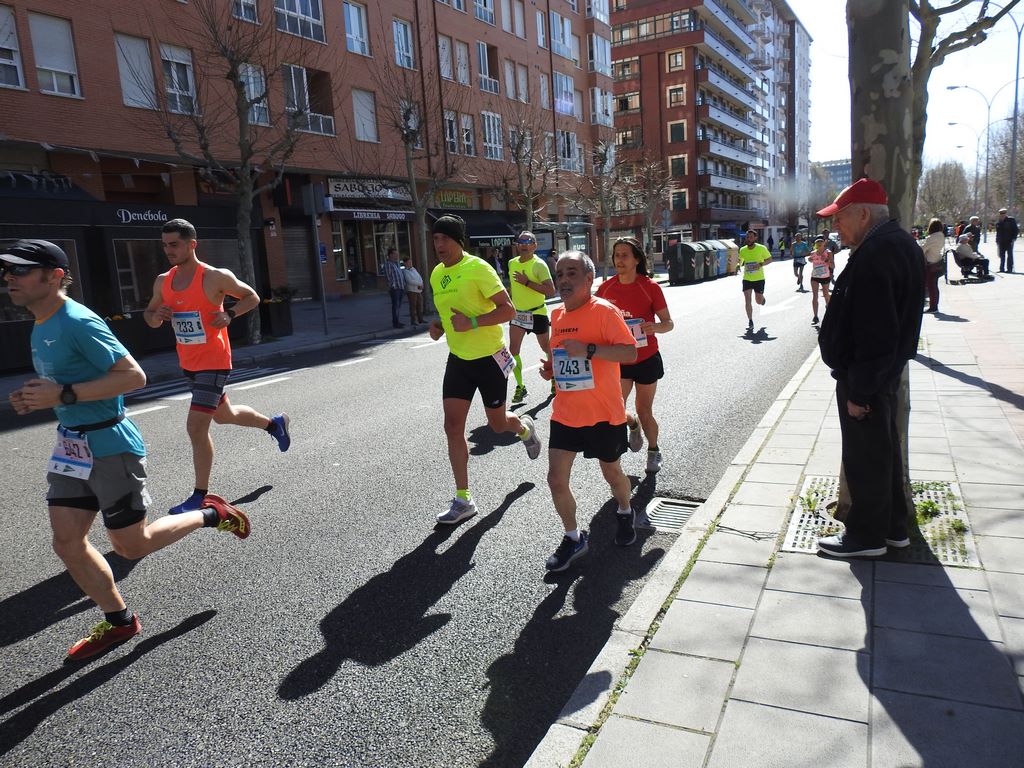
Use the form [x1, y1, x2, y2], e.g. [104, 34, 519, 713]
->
[786, 0, 1021, 173]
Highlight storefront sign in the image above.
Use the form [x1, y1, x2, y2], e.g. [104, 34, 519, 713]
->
[436, 189, 474, 209]
[334, 208, 415, 222]
[116, 208, 170, 225]
[328, 178, 411, 201]
[474, 236, 513, 248]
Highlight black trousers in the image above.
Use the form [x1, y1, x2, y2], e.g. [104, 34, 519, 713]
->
[998, 243, 1015, 272]
[836, 374, 908, 546]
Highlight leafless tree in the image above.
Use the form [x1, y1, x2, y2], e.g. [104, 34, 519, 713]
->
[626, 153, 673, 257]
[986, 115, 1024, 207]
[570, 140, 631, 274]
[917, 160, 971, 223]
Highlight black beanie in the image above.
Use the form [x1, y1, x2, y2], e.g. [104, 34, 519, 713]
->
[432, 215, 466, 247]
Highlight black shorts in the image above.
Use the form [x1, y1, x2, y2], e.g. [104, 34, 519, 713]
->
[742, 279, 765, 294]
[811, 276, 831, 285]
[442, 353, 509, 409]
[620, 351, 664, 385]
[549, 420, 628, 462]
[510, 313, 550, 335]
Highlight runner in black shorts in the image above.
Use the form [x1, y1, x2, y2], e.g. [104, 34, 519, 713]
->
[508, 231, 556, 404]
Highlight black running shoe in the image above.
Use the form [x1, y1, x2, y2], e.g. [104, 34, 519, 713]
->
[545, 531, 589, 572]
[615, 508, 637, 546]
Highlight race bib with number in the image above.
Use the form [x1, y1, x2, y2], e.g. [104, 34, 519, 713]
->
[48, 426, 93, 480]
[812, 264, 829, 279]
[626, 318, 648, 348]
[511, 310, 535, 330]
[171, 311, 207, 345]
[492, 346, 515, 378]
[743, 261, 760, 274]
[552, 348, 595, 391]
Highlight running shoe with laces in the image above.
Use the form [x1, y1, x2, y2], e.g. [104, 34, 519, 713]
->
[546, 531, 589, 572]
[66, 614, 142, 661]
[615, 508, 637, 546]
[270, 414, 291, 452]
[169, 491, 205, 515]
[202, 493, 251, 539]
[646, 450, 663, 474]
[437, 497, 478, 525]
[512, 385, 527, 404]
[520, 415, 542, 460]
[628, 414, 643, 452]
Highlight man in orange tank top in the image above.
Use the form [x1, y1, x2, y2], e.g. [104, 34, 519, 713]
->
[143, 219, 291, 514]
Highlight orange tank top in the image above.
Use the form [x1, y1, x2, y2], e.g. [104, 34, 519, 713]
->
[162, 261, 232, 371]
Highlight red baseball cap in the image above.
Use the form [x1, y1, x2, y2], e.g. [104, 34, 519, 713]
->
[816, 178, 888, 217]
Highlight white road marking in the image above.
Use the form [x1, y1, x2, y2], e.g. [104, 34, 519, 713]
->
[333, 358, 374, 368]
[127, 405, 168, 416]
[412, 340, 445, 349]
[232, 377, 292, 391]
[760, 295, 801, 316]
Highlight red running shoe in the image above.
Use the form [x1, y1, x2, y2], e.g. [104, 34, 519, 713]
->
[203, 494, 251, 539]
[67, 615, 142, 661]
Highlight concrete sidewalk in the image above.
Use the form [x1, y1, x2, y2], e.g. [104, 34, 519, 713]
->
[529, 242, 1024, 768]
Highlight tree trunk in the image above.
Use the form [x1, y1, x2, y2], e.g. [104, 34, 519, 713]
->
[236, 175, 262, 345]
[406, 146, 434, 314]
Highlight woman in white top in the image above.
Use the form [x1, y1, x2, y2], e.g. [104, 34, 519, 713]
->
[402, 257, 425, 325]
[921, 218, 945, 313]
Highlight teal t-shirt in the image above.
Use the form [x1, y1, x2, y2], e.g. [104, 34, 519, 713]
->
[31, 299, 146, 457]
[792, 242, 811, 263]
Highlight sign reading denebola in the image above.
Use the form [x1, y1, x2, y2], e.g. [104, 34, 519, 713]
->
[436, 189, 474, 209]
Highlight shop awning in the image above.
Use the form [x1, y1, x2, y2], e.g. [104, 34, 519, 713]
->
[429, 209, 522, 247]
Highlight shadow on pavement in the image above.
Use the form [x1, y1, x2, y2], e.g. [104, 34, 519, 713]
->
[0, 553, 140, 648]
[0, 610, 216, 755]
[933, 312, 969, 323]
[479, 502, 665, 768]
[742, 327, 777, 344]
[917, 353, 1024, 411]
[277, 482, 535, 701]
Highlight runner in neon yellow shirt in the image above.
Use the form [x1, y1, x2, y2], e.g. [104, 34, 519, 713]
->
[427, 215, 542, 526]
[507, 231, 555, 403]
[738, 229, 772, 332]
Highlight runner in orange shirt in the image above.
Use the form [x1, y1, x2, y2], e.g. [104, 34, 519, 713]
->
[143, 219, 290, 514]
[540, 251, 639, 572]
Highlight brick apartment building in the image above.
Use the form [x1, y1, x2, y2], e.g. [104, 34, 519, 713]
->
[607, 0, 810, 254]
[0, 0, 613, 371]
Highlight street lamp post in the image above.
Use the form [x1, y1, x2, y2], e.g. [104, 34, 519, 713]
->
[950, 122, 981, 216]
[989, 2, 1023, 219]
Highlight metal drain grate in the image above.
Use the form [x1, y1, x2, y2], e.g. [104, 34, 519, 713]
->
[641, 497, 701, 533]
[781, 476, 979, 567]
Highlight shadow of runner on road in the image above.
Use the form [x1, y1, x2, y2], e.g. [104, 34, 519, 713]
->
[277, 482, 535, 701]
[741, 327, 777, 344]
[479, 501, 666, 768]
[0, 610, 216, 756]
[0, 553, 140, 648]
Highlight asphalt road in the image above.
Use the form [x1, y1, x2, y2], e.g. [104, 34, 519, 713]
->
[0, 258, 824, 767]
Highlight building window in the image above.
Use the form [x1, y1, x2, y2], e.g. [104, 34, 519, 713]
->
[400, 99, 422, 148]
[550, 11, 572, 60]
[668, 120, 686, 143]
[460, 113, 476, 156]
[573, 89, 583, 121]
[474, 0, 495, 25]
[160, 43, 195, 113]
[588, 34, 611, 76]
[28, 13, 80, 97]
[590, 87, 612, 126]
[536, 10, 546, 48]
[115, 34, 155, 108]
[352, 88, 378, 142]
[0, 6, 24, 89]
[539, 72, 549, 109]
[438, 35, 453, 79]
[501, 0, 512, 33]
[241, 63, 269, 125]
[669, 155, 687, 177]
[283, 63, 335, 134]
[275, 0, 326, 43]
[615, 125, 640, 148]
[344, 2, 369, 55]
[553, 71, 574, 116]
[671, 190, 687, 210]
[451, 0, 466, 10]
[612, 57, 638, 81]
[516, 63, 529, 102]
[393, 19, 415, 69]
[666, 50, 684, 72]
[586, 0, 609, 24]
[444, 109, 459, 154]
[615, 91, 640, 113]
[455, 40, 471, 85]
[477, 41, 499, 93]
[667, 85, 685, 108]
[556, 129, 580, 172]
[503, 59, 515, 99]
[481, 111, 503, 160]
[513, 0, 526, 37]
[233, 0, 258, 22]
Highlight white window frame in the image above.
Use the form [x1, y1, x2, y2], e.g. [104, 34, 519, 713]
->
[451, 0, 466, 10]
[589, 86, 612, 126]
[274, 0, 326, 43]
[500, 0, 512, 33]
[241, 62, 269, 125]
[503, 59, 515, 99]
[588, 33, 611, 76]
[438, 35, 453, 80]
[474, 0, 495, 25]
[444, 109, 459, 154]
[516, 63, 529, 103]
[28, 13, 80, 97]
[536, 10, 546, 48]
[160, 43, 195, 114]
[481, 110, 503, 160]
[233, 0, 258, 22]
[455, 40, 470, 85]
[352, 88, 378, 142]
[393, 18, 415, 69]
[556, 129, 580, 172]
[344, 2, 370, 56]
[400, 98, 422, 148]
[586, 0, 609, 25]
[460, 113, 476, 156]
[115, 33, 155, 109]
[553, 71, 574, 116]
[573, 89, 583, 122]
[0, 6, 25, 89]
[513, 1, 526, 38]
[477, 41, 498, 93]
[539, 72, 550, 110]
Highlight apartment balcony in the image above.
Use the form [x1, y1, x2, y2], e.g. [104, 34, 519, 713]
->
[697, 65, 749, 105]
[695, 26, 758, 81]
[479, 75, 500, 94]
[698, 171, 758, 193]
[293, 111, 335, 136]
[698, 102, 759, 140]
[748, 21, 770, 41]
[730, 0, 757, 23]
[699, 203, 764, 222]
[701, 0, 756, 53]
[749, 49, 772, 70]
[699, 137, 758, 165]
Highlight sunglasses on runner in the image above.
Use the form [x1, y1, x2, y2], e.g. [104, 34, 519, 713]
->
[0, 263, 45, 278]
[516, 238, 535, 244]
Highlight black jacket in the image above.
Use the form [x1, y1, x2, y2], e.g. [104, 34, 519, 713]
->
[818, 220, 924, 405]
[961, 223, 981, 252]
[996, 216, 1019, 246]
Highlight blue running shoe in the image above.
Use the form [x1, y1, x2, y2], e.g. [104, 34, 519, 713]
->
[270, 414, 291, 452]
[169, 491, 205, 515]
[545, 531, 589, 572]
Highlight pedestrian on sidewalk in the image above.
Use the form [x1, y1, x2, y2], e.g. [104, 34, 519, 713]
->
[738, 229, 772, 333]
[384, 247, 406, 328]
[508, 230, 556, 404]
[541, 251, 639, 572]
[815, 178, 924, 558]
[791, 232, 810, 291]
[921, 217, 946, 312]
[808, 236, 834, 325]
[996, 208, 1018, 273]
[3, 239, 250, 662]
[403, 257, 425, 325]
[427, 215, 542, 526]
[143, 219, 290, 515]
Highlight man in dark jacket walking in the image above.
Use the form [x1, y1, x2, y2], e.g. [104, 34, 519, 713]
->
[815, 179, 924, 558]
[996, 208, 1019, 273]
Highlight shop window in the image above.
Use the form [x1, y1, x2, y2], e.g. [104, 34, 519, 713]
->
[113, 238, 239, 313]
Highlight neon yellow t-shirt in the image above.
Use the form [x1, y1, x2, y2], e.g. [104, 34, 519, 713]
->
[508, 256, 552, 315]
[739, 243, 771, 281]
[430, 253, 506, 360]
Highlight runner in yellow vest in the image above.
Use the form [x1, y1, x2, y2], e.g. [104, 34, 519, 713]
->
[507, 231, 555, 403]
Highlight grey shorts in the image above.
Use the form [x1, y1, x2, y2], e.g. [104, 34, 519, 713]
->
[184, 369, 230, 413]
[47, 453, 151, 530]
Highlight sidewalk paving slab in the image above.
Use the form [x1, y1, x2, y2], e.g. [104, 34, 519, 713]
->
[650, 600, 754, 661]
[581, 716, 710, 768]
[750, 590, 868, 651]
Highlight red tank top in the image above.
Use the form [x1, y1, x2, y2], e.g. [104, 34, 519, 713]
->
[162, 261, 232, 371]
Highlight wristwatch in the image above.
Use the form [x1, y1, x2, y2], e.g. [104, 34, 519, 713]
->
[225, 308, 237, 319]
[586, 343, 597, 360]
[60, 384, 78, 405]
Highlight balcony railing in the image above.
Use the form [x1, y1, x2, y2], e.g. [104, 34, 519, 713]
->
[701, 0, 756, 52]
[479, 75, 500, 94]
[697, 25, 758, 81]
[698, 171, 757, 193]
[552, 39, 573, 60]
[291, 110, 336, 135]
[591, 111, 614, 127]
[700, 102, 759, 140]
[697, 64, 749, 104]
[700, 137, 758, 165]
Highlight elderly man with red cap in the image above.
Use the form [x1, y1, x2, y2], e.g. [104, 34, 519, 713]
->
[815, 179, 924, 558]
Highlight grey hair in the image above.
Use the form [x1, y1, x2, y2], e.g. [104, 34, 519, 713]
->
[556, 250, 595, 278]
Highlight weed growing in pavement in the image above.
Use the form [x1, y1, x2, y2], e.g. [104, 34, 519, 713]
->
[916, 499, 941, 523]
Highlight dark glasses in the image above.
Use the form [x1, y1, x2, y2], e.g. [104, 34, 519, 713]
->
[0, 263, 45, 277]
[516, 238, 535, 244]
